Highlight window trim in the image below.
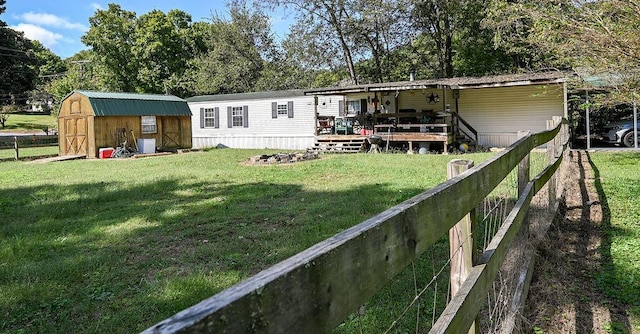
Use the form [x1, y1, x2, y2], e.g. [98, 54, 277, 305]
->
[203, 107, 216, 128]
[141, 116, 157, 134]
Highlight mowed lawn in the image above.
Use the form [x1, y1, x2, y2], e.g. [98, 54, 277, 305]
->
[589, 152, 640, 323]
[0, 149, 494, 333]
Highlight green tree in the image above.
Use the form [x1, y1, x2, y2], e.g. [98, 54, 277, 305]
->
[81, 4, 138, 92]
[46, 50, 99, 115]
[0, 0, 37, 103]
[485, 0, 640, 102]
[186, 3, 273, 94]
[133, 9, 206, 95]
[261, 0, 365, 84]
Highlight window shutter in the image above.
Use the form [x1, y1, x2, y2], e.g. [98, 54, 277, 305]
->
[360, 99, 368, 114]
[227, 107, 232, 128]
[214, 107, 220, 129]
[287, 101, 294, 118]
[339, 100, 344, 116]
[271, 102, 277, 118]
[199, 108, 205, 128]
[243, 105, 249, 128]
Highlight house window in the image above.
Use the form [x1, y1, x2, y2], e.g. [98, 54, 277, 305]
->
[204, 108, 216, 127]
[231, 106, 244, 127]
[347, 100, 361, 114]
[141, 116, 157, 134]
[271, 101, 294, 119]
[277, 104, 288, 116]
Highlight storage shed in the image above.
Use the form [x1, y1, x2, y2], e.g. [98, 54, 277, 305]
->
[58, 90, 192, 158]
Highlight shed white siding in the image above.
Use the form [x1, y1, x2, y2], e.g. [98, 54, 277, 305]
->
[189, 95, 341, 150]
[456, 84, 565, 148]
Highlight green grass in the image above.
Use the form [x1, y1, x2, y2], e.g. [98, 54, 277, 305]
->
[0, 149, 494, 334]
[0, 113, 57, 132]
[589, 152, 640, 330]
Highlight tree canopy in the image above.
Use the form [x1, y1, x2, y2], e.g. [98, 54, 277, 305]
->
[3, 0, 640, 111]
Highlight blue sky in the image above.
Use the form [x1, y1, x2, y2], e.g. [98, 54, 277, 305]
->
[4, 1, 292, 59]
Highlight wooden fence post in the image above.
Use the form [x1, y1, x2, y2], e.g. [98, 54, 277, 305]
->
[517, 131, 531, 197]
[447, 159, 477, 334]
[13, 136, 18, 160]
[546, 119, 558, 209]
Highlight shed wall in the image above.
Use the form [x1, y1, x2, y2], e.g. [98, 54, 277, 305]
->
[93, 116, 192, 153]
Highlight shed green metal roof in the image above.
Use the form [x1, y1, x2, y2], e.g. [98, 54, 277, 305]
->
[74, 90, 191, 117]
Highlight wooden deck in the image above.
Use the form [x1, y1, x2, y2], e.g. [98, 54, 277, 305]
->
[314, 132, 455, 154]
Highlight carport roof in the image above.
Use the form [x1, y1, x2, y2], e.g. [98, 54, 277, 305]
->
[304, 71, 567, 95]
[72, 90, 191, 116]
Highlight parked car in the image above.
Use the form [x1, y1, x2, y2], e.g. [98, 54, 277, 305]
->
[601, 120, 640, 147]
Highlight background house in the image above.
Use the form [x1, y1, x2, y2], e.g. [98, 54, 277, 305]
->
[187, 90, 342, 150]
[58, 90, 192, 158]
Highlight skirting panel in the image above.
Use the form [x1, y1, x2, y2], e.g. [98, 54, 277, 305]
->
[193, 136, 315, 150]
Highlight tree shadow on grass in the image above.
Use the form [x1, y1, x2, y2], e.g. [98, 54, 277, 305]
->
[0, 177, 422, 333]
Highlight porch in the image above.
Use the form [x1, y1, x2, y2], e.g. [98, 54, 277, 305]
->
[314, 110, 473, 154]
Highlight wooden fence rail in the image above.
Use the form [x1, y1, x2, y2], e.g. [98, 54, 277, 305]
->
[144, 118, 569, 334]
[0, 135, 58, 160]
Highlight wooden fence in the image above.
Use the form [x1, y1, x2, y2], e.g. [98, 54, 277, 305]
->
[0, 135, 58, 160]
[144, 117, 569, 334]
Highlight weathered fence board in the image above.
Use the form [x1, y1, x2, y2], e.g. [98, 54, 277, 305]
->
[430, 121, 567, 333]
[0, 135, 58, 148]
[145, 120, 568, 334]
[0, 135, 58, 160]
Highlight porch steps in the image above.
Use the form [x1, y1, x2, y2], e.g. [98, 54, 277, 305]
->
[312, 136, 366, 153]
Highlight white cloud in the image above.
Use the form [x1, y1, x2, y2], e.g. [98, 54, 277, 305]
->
[90, 3, 104, 11]
[17, 12, 88, 31]
[10, 23, 64, 49]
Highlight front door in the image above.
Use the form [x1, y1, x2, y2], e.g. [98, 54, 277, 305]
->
[62, 117, 87, 156]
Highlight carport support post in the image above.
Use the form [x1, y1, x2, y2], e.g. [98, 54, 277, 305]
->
[634, 101, 638, 149]
[447, 159, 478, 334]
[586, 91, 591, 150]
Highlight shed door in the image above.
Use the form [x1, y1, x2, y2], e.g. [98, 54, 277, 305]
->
[162, 117, 181, 148]
[62, 117, 88, 156]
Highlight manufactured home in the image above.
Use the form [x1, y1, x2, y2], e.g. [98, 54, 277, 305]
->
[306, 71, 568, 151]
[188, 72, 566, 153]
[58, 90, 192, 158]
[187, 90, 342, 150]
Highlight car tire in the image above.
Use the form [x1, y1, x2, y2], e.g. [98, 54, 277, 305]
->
[622, 131, 638, 147]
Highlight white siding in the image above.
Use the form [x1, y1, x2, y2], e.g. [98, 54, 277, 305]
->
[457, 84, 565, 148]
[189, 95, 341, 150]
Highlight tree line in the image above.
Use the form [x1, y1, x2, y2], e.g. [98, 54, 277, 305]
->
[1, 0, 639, 112]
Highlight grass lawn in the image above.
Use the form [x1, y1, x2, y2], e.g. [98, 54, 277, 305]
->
[3, 149, 637, 333]
[0, 113, 57, 133]
[0, 149, 494, 334]
[589, 152, 640, 327]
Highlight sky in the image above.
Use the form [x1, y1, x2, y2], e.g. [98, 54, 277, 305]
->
[4, 0, 292, 59]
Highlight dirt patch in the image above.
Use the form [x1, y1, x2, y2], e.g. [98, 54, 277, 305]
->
[524, 150, 637, 334]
